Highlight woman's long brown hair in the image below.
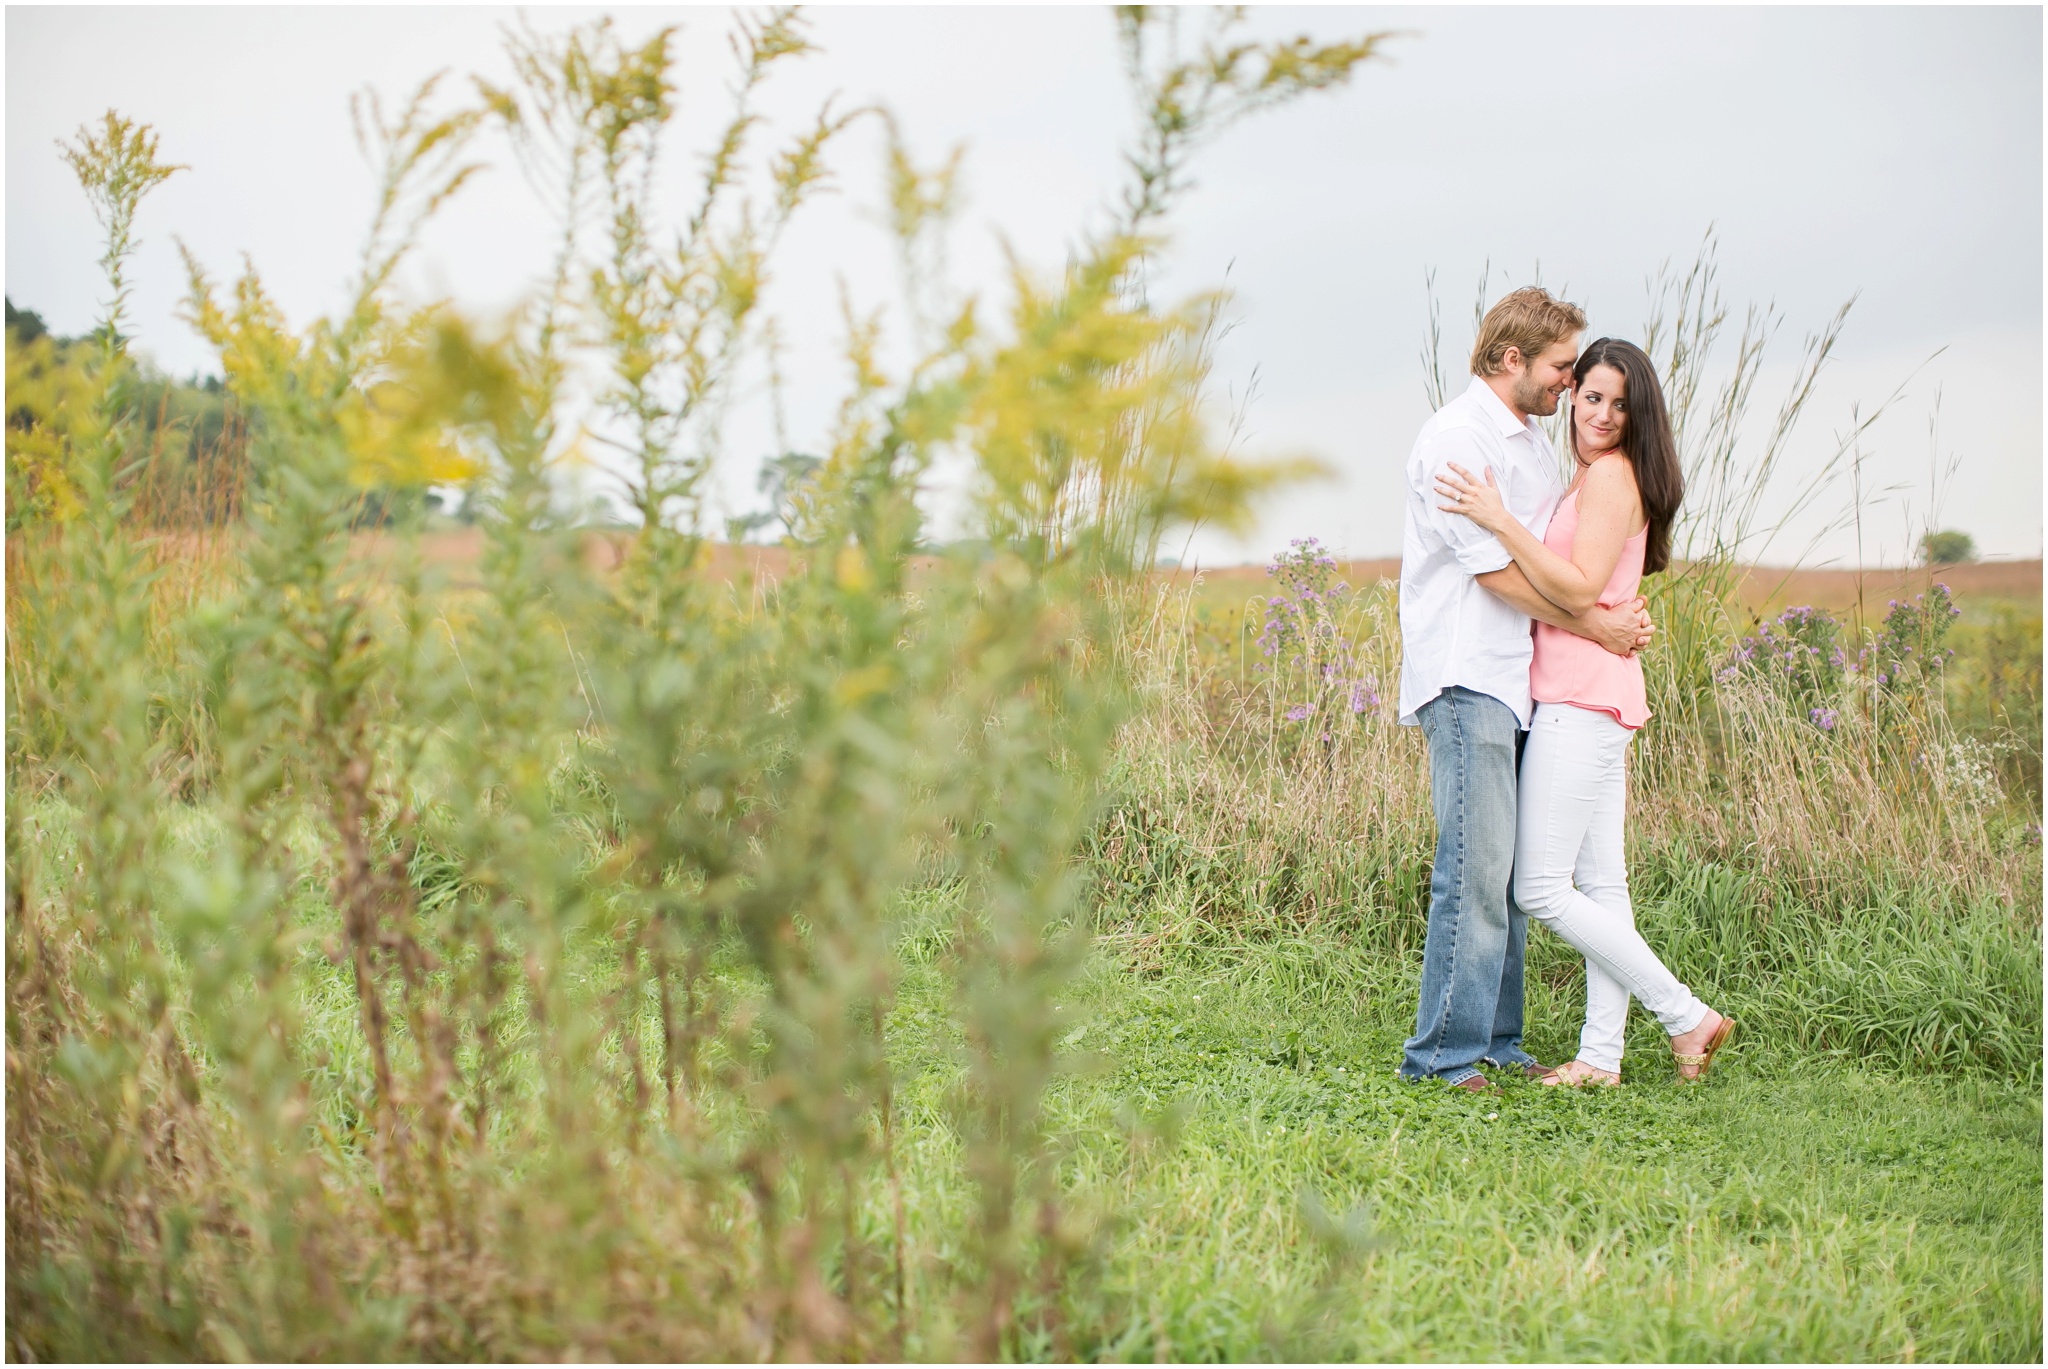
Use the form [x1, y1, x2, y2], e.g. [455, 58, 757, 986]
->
[1572, 337, 1684, 575]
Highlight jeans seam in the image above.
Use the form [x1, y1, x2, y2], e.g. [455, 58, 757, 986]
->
[1407, 688, 1527, 1081]
[1423, 689, 1467, 1076]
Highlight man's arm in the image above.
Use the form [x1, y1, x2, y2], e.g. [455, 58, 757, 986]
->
[1419, 429, 1521, 577]
[1476, 563, 1652, 656]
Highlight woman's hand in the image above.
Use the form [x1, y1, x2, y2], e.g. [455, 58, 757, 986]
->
[1435, 462, 1512, 535]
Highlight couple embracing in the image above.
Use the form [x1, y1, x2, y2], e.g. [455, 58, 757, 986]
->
[1396, 287, 1736, 1093]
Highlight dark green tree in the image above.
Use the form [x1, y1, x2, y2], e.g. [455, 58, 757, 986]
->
[1921, 528, 1976, 565]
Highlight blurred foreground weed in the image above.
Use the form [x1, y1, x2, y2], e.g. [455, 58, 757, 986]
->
[5, 8, 1394, 1359]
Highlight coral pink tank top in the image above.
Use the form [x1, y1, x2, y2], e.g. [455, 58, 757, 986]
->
[1530, 481, 1651, 729]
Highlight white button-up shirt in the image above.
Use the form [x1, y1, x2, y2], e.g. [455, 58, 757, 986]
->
[1397, 375, 1565, 728]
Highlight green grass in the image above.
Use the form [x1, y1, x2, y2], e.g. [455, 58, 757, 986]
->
[36, 791, 2041, 1361]
[1944, 597, 2043, 807]
[24, 675, 2043, 1364]
[879, 924, 2041, 1361]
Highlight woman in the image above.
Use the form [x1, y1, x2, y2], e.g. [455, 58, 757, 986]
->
[1435, 337, 1735, 1086]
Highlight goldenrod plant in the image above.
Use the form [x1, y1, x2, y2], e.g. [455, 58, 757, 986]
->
[6, 9, 1389, 1358]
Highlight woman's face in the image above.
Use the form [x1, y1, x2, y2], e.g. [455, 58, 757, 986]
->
[1573, 362, 1628, 458]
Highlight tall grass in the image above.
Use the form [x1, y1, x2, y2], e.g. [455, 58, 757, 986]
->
[5, 10, 1404, 1359]
[1101, 564, 2036, 936]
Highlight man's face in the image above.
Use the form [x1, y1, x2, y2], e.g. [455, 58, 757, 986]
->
[1506, 337, 1582, 418]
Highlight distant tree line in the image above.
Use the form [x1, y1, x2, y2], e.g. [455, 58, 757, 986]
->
[6, 298, 454, 532]
[8, 296, 248, 531]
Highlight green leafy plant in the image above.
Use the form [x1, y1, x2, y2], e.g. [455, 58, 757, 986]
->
[7, 10, 1389, 1360]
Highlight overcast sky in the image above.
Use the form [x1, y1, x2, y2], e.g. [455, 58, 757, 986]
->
[8, 5, 2041, 566]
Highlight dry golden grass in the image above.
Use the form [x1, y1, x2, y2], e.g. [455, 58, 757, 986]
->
[1167, 555, 2040, 608]
[366, 538, 2043, 614]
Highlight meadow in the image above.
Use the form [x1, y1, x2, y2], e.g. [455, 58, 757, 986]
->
[7, 10, 2040, 1362]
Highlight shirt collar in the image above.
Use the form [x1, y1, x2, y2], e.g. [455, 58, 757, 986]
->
[1465, 374, 1537, 440]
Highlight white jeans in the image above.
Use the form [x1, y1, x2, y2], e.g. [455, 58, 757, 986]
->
[1514, 703, 1709, 1072]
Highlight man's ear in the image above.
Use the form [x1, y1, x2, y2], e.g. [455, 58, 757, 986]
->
[1499, 345, 1524, 374]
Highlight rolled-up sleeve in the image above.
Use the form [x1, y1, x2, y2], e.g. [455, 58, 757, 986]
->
[1418, 427, 1512, 575]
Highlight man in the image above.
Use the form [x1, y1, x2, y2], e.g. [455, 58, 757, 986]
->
[1396, 287, 1654, 1094]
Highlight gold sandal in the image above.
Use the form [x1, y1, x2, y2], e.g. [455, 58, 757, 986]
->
[1672, 1014, 1737, 1081]
[1536, 1060, 1620, 1088]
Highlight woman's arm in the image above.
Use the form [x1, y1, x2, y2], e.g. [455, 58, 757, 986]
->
[1436, 456, 1642, 615]
[1475, 562, 1654, 656]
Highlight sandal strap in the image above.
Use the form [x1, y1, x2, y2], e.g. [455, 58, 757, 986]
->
[1671, 1051, 1709, 1065]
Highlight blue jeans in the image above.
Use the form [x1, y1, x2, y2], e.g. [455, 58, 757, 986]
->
[1400, 687, 1540, 1084]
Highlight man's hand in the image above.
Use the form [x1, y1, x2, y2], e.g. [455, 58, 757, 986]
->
[1474, 565, 1655, 655]
[1580, 597, 1654, 657]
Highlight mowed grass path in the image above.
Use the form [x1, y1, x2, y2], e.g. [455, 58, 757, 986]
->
[886, 927, 2042, 1361]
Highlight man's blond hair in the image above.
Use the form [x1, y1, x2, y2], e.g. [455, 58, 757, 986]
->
[1470, 287, 1587, 377]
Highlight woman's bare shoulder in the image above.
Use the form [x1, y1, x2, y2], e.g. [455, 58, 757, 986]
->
[1583, 452, 1639, 487]
[1580, 454, 1646, 524]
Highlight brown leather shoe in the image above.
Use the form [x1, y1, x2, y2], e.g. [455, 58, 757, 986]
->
[1450, 1074, 1499, 1094]
[1484, 1057, 1551, 1080]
